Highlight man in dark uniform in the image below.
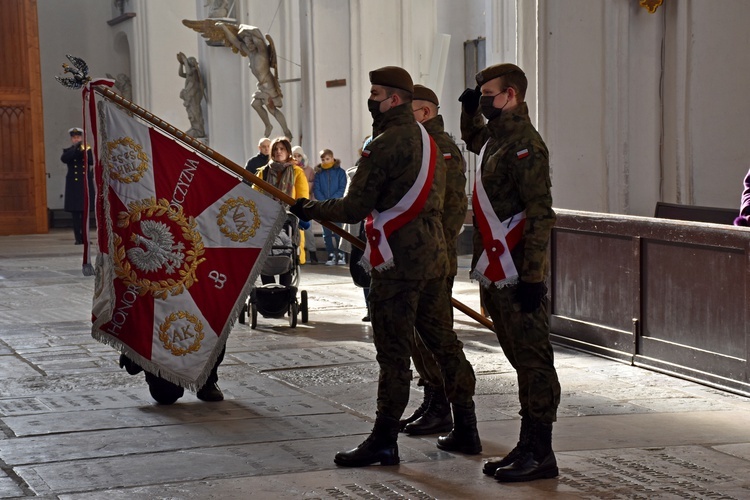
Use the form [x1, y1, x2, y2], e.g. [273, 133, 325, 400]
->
[60, 127, 93, 244]
[459, 63, 561, 482]
[291, 66, 480, 467]
[399, 84, 468, 436]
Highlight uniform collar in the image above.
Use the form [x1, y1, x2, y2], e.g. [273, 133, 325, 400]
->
[372, 103, 415, 135]
[486, 101, 531, 137]
[421, 115, 445, 135]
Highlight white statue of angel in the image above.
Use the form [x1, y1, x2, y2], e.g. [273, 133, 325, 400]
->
[183, 19, 292, 140]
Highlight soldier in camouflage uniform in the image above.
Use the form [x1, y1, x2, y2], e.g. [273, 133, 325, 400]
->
[459, 63, 561, 482]
[399, 84, 468, 436]
[291, 66, 480, 467]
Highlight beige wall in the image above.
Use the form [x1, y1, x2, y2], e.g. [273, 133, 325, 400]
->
[37, 0, 750, 216]
[535, 0, 750, 215]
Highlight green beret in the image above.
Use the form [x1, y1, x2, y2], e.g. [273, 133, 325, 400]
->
[369, 66, 414, 93]
[476, 63, 524, 86]
[413, 84, 439, 106]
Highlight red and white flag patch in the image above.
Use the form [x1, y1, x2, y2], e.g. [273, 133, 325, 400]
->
[516, 149, 530, 159]
[361, 149, 371, 158]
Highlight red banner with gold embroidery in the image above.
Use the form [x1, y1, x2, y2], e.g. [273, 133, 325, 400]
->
[90, 98, 285, 389]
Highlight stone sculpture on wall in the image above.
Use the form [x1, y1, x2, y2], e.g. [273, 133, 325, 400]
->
[105, 72, 132, 102]
[182, 19, 293, 140]
[177, 52, 206, 139]
[205, 0, 234, 19]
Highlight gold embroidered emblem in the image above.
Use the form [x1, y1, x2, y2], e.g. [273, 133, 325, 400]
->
[113, 197, 206, 299]
[216, 196, 261, 242]
[107, 136, 150, 184]
[158, 311, 205, 356]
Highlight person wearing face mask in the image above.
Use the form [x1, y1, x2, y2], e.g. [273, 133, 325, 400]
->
[459, 63, 560, 483]
[398, 84, 468, 437]
[255, 136, 310, 280]
[290, 66, 479, 467]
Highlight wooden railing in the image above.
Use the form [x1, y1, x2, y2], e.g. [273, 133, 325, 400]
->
[550, 209, 750, 396]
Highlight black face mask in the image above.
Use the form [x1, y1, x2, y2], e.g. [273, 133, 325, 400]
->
[480, 95, 503, 122]
[368, 98, 384, 119]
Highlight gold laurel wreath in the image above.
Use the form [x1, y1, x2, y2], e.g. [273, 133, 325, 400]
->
[157, 310, 205, 356]
[216, 196, 261, 242]
[113, 197, 206, 299]
[107, 136, 150, 184]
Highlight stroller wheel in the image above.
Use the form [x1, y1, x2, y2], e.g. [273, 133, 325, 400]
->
[251, 303, 258, 329]
[289, 300, 298, 328]
[238, 303, 247, 325]
[300, 290, 308, 323]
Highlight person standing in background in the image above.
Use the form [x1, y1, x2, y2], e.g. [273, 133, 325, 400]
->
[294, 145, 319, 264]
[60, 127, 93, 245]
[255, 137, 310, 279]
[245, 137, 271, 175]
[313, 149, 348, 265]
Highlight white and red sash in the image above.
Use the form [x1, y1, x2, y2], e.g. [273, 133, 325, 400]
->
[363, 122, 437, 271]
[471, 141, 526, 288]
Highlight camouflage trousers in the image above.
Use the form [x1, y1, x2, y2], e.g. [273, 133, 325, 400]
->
[481, 282, 561, 423]
[369, 277, 476, 420]
[409, 276, 455, 389]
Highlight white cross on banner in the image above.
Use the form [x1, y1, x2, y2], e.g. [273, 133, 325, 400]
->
[90, 98, 286, 390]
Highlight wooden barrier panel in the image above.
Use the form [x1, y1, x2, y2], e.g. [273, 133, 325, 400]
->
[551, 209, 750, 396]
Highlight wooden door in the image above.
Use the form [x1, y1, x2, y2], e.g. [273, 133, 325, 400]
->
[0, 0, 47, 235]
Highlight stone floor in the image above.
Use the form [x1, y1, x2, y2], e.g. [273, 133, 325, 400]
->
[1, 229, 750, 499]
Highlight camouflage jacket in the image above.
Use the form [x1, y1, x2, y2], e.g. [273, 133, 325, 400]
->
[306, 104, 449, 281]
[423, 115, 467, 277]
[461, 102, 555, 283]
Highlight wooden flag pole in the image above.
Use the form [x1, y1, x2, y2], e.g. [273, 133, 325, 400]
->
[93, 86, 494, 331]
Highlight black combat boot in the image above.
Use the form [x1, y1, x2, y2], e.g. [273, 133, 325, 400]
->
[483, 415, 531, 475]
[197, 382, 224, 402]
[145, 372, 185, 405]
[197, 348, 224, 402]
[436, 402, 482, 455]
[334, 414, 400, 467]
[399, 385, 433, 431]
[404, 385, 453, 435]
[196, 366, 224, 402]
[119, 353, 143, 375]
[494, 421, 559, 482]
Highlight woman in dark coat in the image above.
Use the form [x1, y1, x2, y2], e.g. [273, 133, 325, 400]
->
[60, 127, 93, 244]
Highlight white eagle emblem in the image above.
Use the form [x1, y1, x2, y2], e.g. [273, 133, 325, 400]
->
[126, 220, 186, 273]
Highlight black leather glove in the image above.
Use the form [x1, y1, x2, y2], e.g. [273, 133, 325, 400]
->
[289, 198, 312, 222]
[458, 86, 481, 114]
[516, 280, 546, 313]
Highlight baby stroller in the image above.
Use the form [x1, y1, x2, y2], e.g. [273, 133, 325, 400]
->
[238, 213, 308, 328]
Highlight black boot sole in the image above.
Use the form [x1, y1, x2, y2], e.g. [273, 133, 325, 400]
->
[495, 465, 559, 482]
[334, 450, 400, 467]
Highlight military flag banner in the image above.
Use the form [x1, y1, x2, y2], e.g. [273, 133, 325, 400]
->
[90, 97, 286, 389]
